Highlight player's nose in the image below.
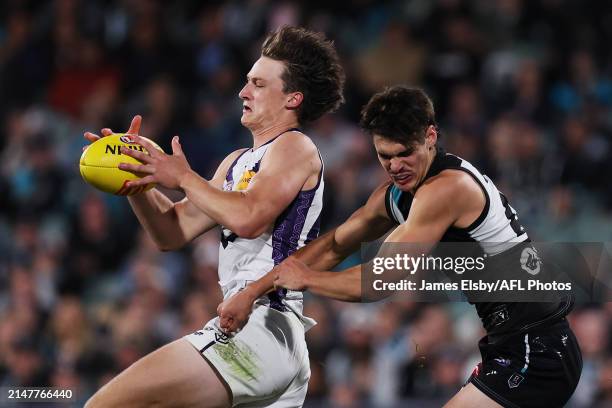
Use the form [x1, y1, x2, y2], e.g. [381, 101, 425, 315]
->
[389, 157, 403, 172]
[239, 83, 251, 100]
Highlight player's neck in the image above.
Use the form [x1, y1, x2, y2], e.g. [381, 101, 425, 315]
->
[251, 119, 300, 148]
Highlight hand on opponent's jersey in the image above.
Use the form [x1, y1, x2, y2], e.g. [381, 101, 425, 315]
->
[119, 134, 192, 190]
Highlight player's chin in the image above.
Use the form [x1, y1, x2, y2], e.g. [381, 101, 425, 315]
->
[240, 112, 253, 126]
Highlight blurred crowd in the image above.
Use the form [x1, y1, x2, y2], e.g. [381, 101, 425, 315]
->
[0, 0, 611, 407]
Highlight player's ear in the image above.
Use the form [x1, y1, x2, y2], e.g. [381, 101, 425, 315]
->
[286, 92, 303, 109]
[425, 125, 437, 148]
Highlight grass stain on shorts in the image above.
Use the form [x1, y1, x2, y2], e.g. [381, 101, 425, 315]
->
[213, 339, 260, 382]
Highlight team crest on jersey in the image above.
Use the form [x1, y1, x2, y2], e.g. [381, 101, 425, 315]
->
[508, 373, 524, 388]
[236, 170, 256, 191]
[520, 247, 541, 275]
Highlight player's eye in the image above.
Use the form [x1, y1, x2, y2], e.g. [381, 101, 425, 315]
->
[397, 150, 413, 157]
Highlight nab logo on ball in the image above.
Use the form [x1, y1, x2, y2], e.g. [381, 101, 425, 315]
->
[79, 133, 163, 196]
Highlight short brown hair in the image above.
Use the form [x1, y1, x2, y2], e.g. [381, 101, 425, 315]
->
[360, 86, 436, 145]
[262, 26, 345, 124]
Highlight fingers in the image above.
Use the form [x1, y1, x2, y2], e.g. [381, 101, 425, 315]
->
[171, 135, 184, 156]
[83, 132, 100, 143]
[219, 316, 232, 331]
[120, 145, 153, 163]
[130, 135, 162, 158]
[118, 162, 155, 174]
[127, 115, 142, 135]
[220, 317, 240, 335]
[126, 175, 155, 188]
[101, 128, 114, 136]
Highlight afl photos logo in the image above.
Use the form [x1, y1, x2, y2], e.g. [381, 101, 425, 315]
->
[520, 247, 541, 275]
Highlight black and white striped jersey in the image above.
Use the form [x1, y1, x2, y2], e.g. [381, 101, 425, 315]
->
[385, 149, 528, 254]
[383, 148, 572, 339]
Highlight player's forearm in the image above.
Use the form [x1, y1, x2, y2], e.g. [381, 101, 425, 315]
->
[127, 189, 187, 250]
[304, 266, 362, 302]
[293, 229, 357, 271]
[179, 170, 258, 237]
[242, 271, 276, 301]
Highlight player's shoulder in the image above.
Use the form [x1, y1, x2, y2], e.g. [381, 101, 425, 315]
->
[365, 180, 394, 220]
[270, 129, 318, 156]
[220, 147, 249, 166]
[226, 147, 250, 160]
[417, 169, 481, 209]
[213, 148, 249, 178]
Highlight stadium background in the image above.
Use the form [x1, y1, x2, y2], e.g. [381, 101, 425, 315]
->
[1, 0, 611, 406]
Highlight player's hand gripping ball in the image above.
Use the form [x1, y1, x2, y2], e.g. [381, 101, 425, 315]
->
[79, 134, 163, 196]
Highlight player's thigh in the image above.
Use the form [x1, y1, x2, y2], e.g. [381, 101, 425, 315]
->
[85, 338, 231, 408]
[443, 383, 503, 408]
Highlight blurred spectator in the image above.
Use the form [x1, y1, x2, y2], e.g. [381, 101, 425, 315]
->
[0, 1, 611, 406]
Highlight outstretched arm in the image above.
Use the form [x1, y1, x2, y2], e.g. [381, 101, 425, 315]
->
[121, 131, 319, 239]
[274, 171, 483, 302]
[218, 182, 395, 331]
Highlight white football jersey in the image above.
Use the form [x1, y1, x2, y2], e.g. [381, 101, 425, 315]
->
[218, 132, 323, 309]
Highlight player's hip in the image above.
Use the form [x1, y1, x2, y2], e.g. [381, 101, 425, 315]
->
[184, 304, 310, 406]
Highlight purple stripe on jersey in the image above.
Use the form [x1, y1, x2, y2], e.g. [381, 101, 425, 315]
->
[225, 149, 249, 184]
[269, 189, 318, 310]
[272, 189, 317, 264]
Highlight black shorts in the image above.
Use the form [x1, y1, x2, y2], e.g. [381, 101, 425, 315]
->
[468, 318, 582, 408]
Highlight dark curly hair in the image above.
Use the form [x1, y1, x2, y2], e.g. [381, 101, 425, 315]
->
[262, 26, 345, 124]
[360, 85, 437, 145]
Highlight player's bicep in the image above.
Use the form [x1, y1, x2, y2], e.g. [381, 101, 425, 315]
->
[173, 149, 247, 240]
[385, 181, 457, 244]
[245, 136, 318, 221]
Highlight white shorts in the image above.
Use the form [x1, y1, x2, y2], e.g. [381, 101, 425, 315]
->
[184, 304, 310, 407]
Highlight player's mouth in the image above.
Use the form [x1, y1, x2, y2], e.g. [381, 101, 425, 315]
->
[392, 173, 413, 185]
[243, 105, 252, 113]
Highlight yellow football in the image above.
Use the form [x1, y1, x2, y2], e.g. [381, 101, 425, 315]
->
[79, 133, 163, 196]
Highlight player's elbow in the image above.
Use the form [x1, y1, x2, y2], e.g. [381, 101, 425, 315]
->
[155, 237, 187, 252]
[231, 217, 269, 239]
[233, 224, 266, 239]
[158, 243, 178, 252]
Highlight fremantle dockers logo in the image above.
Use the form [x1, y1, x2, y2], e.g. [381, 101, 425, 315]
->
[520, 247, 541, 275]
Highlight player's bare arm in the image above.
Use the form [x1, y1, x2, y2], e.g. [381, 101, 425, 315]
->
[218, 182, 396, 331]
[274, 170, 486, 301]
[121, 131, 319, 240]
[126, 146, 246, 251]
